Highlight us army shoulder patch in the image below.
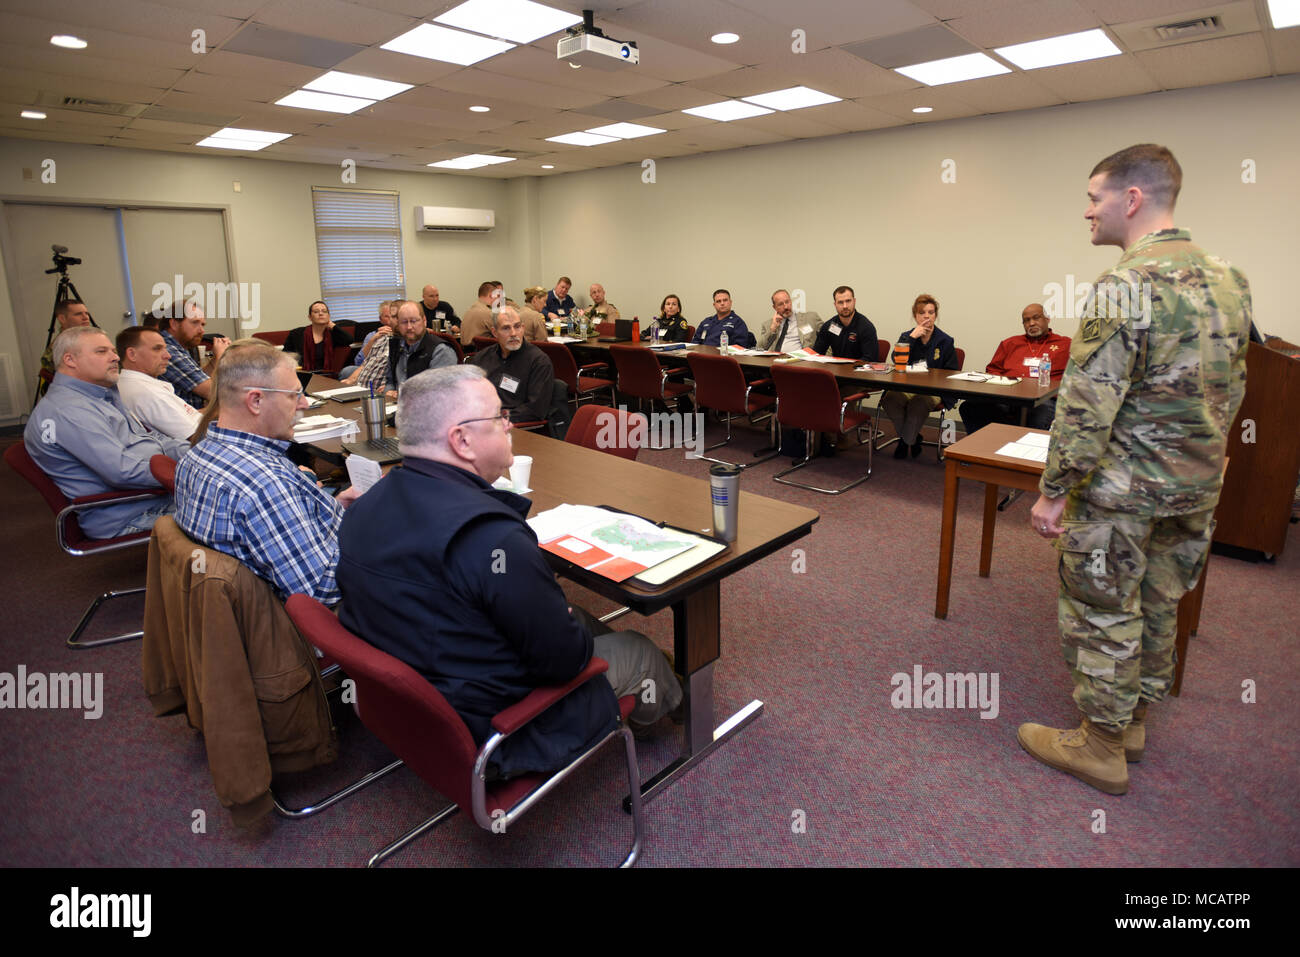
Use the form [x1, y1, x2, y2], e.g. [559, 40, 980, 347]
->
[1081, 316, 1101, 341]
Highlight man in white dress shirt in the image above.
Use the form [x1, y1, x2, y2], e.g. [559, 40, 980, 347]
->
[115, 325, 201, 442]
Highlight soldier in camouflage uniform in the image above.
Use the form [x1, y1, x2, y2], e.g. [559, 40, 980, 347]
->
[1021, 144, 1251, 795]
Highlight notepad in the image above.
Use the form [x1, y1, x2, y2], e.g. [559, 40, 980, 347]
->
[995, 431, 1050, 462]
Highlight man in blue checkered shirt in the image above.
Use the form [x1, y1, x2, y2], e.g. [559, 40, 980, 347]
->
[154, 300, 228, 409]
[175, 345, 363, 604]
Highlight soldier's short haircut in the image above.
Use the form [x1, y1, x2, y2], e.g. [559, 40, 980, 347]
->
[913, 293, 939, 316]
[833, 285, 855, 299]
[712, 289, 731, 299]
[1091, 143, 1182, 209]
[115, 325, 158, 356]
[54, 299, 85, 319]
[52, 326, 108, 369]
[477, 281, 496, 298]
[216, 344, 296, 407]
[398, 364, 488, 456]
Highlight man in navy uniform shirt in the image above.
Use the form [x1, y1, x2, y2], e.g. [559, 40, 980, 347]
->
[693, 289, 755, 348]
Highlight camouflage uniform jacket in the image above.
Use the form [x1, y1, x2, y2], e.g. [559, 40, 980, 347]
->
[1040, 228, 1251, 516]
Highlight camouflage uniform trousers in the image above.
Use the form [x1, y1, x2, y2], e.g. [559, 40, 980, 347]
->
[1056, 494, 1215, 731]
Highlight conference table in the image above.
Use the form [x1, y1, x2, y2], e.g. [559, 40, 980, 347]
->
[569, 338, 1060, 426]
[300, 375, 821, 804]
[934, 421, 1206, 695]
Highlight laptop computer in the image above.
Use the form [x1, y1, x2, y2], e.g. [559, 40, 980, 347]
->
[598, 318, 635, 343]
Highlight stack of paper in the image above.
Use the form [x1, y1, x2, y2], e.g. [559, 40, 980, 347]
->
[309, 385, 371, 402]
[995, 431, 1050, 463]
[292, 415, 358, 442]
[785, 348, 855, 364]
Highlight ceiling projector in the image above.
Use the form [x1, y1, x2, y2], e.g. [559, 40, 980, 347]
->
[557, 10, 638, 70]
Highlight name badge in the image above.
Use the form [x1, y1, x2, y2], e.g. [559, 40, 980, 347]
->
[500, 375, 520, 394]
[435, 310, 446, 319]
[800, 325, 812, 336]
[829, 322, 843, 336]
[1022, 357, 1039, 366]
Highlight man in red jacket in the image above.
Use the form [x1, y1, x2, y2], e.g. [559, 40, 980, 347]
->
[959, 303, 1071, 435]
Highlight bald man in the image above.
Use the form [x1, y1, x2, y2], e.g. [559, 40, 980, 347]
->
[421, 284, 459, 332]
[959, 303, 1071, 435]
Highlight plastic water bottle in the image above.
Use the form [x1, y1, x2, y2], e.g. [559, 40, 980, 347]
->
[719, 329, 729, 352]
[1038, 356, 1051, 390]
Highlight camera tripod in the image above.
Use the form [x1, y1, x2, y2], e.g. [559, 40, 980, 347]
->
[33, 245, 96, 405]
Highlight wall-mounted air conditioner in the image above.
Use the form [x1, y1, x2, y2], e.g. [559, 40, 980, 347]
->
[415, 206, 495, 231]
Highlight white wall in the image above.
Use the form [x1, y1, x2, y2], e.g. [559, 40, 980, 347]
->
[536, 75, 1300, 366]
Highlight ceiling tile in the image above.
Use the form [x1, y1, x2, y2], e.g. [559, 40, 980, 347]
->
[726, 0, 937, 46]
[687, 48, 916, 99]
[940, 72, 1066, 114]
[1087, 0, 1230, 22]
[1031, 54, 1160, 102]
[858, 87, 984, 122]
[194, 49, 322, 86]
[599, 0, 804, 64]
[580, 99, 670, 121]
[478, 43, 671, 97]
[1136, 33, 1272, 88]
[945, 0, 1101, 50]
[0, 44, 186, 89]
[623, 83, 741, 111]
[252, 0, 418, 46]
[17, 0, 244, 46]
[432, 68, 606, 109]
[222, 22, 364, 69]
[176, 71, 295, 102]
[844, 24, 978, 70]
[330, 47, 465, 85]
[1271, 26, 1300, 75]
[0, 13, 198, 69]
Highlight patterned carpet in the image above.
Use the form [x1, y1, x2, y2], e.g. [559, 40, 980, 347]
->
[2, 421, 1296, 868]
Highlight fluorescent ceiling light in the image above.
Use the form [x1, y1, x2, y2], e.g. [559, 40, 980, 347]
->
[428, 153, 516, 169]
[435, 0, 581, 44]
[682, 100, 774, 121]
[541, 164, 555, 169]
[382, 23, 514, 66]
[50, 35, 87, 49]
[912, 106, 933, 113]
[742, 86, 841, 111]
[711, 32, 740, 44]
[585, 122, 664, 139]
[895, 52, 1010, 86]
[21, 110, 46, 119]
[197, 127, 291, 151]
[995, 29, 1120, 70]
[276, 90, 374, 114]
[1267, 0, 1300, 28]
[469, 105, 491, 112]
[305, 71, 412, 101]
[546, 131, 618, 146]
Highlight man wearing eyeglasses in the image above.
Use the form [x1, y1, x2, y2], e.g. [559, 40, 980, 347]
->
[384, 300, 457, 400]
[338, 366, 682, 777]
[175, 344, 364, 604]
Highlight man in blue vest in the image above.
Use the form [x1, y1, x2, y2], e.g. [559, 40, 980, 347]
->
[337, 365, 681, 777]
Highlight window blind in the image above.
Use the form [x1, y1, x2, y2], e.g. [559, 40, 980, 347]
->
[311, 187, 405, 322]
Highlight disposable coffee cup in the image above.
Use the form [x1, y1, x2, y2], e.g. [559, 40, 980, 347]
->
[361, 395, 385, 441]
[509, 455, 533, 491]
[709, 463, 741, 543]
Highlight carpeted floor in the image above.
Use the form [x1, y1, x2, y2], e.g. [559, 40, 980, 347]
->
[1, 419, 1296, 868]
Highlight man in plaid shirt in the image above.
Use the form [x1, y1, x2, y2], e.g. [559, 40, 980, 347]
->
[175, 345, 363, 604]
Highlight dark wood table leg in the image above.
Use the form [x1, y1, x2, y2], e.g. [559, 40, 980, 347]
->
[935, 459, 960, 619]
[979, 483, 999, 578]
[1171, 559, 1210, 697]
[626, 581, 764, 809]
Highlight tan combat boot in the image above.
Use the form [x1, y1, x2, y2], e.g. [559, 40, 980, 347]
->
[1124, 701, 1148, 763]
[1017, 716, 1129, 795]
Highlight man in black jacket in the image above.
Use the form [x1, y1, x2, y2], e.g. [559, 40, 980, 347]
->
[469, 306, 555, 423]
[337, 366, 681, 776]
[385, 300, 456, 398]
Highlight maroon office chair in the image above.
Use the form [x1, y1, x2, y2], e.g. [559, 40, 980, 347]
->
[5, 442, 169, 648]
[608, 344, 692, 449]
[284, 594, 645, 867]
[686, 352, 777, 468]
[873, 347, 966, 460]
[434, 332, 465, 363]
[472, 335, 496, 352]
[877, 340, 891, 363]
[252, 330, 289, 347]
[536, 340, 614, 407]
[149, 455, 176, 492]
[566, 404, 644, 461]
[769, 364, 873, 494]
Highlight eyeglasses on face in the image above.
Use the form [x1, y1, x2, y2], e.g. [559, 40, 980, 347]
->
[243, 385, 305, 400]
[455, 409, 512, 429]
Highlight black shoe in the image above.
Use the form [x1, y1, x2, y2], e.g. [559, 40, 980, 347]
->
[892, 442, 908, 460]
[678, 397, 695, 413]
[910, 440, 924, 458]
[819, 437, 837, 458]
